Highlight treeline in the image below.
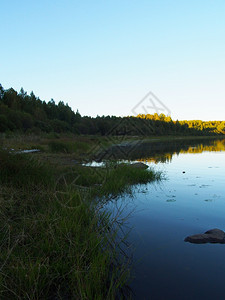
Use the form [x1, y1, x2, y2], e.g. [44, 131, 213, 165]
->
[179, 120, 225, 135]
[136, 114, 225, 135]
[0, 84, 81, 133]
[0, 84, 224, 136]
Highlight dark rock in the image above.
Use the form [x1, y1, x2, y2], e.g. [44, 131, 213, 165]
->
[185, 228, 225, 244]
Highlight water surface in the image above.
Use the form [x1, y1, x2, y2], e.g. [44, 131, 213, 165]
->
[110, 138, 225, 299]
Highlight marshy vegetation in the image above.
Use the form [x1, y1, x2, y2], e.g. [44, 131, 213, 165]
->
[0, 134, 161, 299]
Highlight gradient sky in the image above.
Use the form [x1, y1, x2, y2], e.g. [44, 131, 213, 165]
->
[1, 0, 225, 120]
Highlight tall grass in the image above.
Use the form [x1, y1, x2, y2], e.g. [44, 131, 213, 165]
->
[65, 162, 161, 198]
[0, 151, 138, 299]
[0, 150, 53, 188]
[48, 140, 90, 154]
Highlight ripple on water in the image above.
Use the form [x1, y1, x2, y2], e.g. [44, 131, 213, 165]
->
[166, 199, 176, 202]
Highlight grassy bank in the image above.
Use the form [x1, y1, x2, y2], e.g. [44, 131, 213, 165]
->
[0, 146, 160, 299]
[1, 133, 223, 163]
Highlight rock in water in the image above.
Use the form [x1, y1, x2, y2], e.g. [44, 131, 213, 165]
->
[131, 162, 148, 169]
[184, 228, 225, 244]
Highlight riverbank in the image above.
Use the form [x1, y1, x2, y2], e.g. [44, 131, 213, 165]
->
[1, 134, 224, 298]
[1, 133, 223, 163]
[0, 139, 161, 299]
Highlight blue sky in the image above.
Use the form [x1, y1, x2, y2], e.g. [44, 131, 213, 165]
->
[1, 0, 225, 120]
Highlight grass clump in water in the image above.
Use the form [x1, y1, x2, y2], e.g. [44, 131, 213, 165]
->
[76, 162, 161, 198]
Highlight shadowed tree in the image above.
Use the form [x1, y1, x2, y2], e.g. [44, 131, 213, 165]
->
[0, 84, 4, 101]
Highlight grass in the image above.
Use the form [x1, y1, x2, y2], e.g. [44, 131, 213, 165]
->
[0, 190, 113, 298]
[48, 140, 90, 154]
[93, 162, 161, 198]
[0, 147, 161, 299]
[0, 150, 53, 187]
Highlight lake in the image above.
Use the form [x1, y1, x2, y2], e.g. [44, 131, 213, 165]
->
[108, 138, 225, 299]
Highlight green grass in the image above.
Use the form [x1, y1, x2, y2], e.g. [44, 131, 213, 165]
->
[0, 149, 161, 299]
[54, 161, 161, 198]
[94, 162, 161, 198]
[0, 188, 114, 299]
[0, 150, 53, 188]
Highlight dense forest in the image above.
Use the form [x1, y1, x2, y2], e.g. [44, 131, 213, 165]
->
[0, 84, 224, 136]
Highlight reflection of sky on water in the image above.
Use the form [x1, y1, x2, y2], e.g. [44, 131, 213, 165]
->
[109, 141, 225, 300]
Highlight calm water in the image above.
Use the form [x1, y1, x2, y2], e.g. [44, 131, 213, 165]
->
[109, 139, 225, 299]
